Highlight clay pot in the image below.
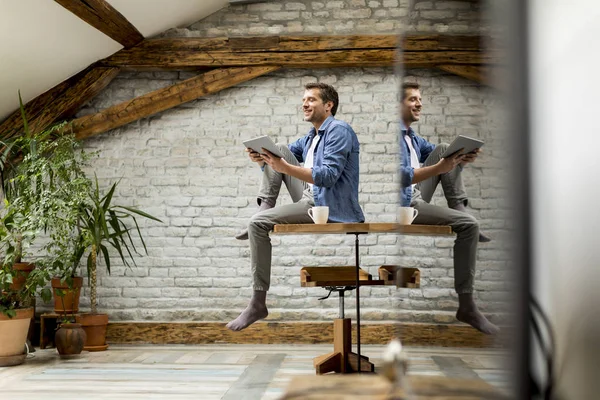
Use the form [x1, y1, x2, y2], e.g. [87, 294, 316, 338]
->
[55, 323, 86, 356]
[0, 308, 33, 367]
[77, 313, 109, 351]
[51, 277, 83, 313]
[9, 263, 35, 291]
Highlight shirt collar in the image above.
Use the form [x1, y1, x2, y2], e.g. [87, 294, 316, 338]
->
[309, 115, 335, 137]
[400, 121, 414, 138]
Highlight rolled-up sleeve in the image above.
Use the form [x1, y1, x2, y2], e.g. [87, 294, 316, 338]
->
[400, 165, 414, 188]
[312, 126, 352, 188]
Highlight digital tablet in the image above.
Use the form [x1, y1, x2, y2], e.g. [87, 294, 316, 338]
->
[242, 136, 284, 158]
[440, 135, 485, 158]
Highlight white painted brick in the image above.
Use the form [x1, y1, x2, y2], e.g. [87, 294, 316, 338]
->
[175, 278, 213, 287]
[168, 268, 198, 278]
[123, 288, 162, 298]
[247, 3, 283, 12]
[161, 287, 200, 297]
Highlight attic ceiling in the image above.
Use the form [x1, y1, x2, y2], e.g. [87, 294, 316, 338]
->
[0, 0, 230, 121]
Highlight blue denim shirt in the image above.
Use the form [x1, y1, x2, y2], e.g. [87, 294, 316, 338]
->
[399, 123, 435, 206]
[289, 116, 364, 223]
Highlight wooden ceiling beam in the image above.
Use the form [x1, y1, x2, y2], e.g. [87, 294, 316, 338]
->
[55, 0, 144, 48]
[437, 65, 505, 89]
[97, 34, 500, 69]
[437, 65, 484, 83]
[0, 66, 119, 140]
[71, 66, 280, 140]
[99, 49, 494, 69]
[98, 34, 481, 53]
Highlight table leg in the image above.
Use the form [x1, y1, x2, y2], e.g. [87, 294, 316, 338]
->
[354, 233, 361, 374]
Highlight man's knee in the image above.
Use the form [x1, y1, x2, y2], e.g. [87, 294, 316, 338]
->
[463, 213, 479, 231]
[276, 143, 287, 152]
[453, 212, 479, 233]
[249, 212, 272, 233]
[436, 143, 450, 152]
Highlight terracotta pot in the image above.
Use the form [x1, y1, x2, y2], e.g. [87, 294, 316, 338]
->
[51, 276, 84, 313]
[0, 308, 33, 366]
[55, 323, 86, 356]
[77, 313, 109, 351]
[9, 262, 35, 291]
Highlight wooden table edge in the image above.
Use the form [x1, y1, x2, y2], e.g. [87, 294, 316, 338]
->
[273, 223, 453, 235]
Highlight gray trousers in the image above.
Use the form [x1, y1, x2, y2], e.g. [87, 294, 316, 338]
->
[411, 143, 479, 294]
[249, 145, 315, 291]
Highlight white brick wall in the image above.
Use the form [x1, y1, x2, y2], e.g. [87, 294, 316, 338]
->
[56, 0, 514, 324]
[161, 0, 483, 37]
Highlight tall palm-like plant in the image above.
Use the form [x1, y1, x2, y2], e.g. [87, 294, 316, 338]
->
[76, 176, 162, 314]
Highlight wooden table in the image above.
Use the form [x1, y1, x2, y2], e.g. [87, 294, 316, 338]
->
[273, 223, 453, 373]
[280, 374, 507, 399]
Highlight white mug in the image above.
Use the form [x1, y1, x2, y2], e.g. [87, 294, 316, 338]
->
[398, 207, 419, 225]
[308, 206, 329, 224]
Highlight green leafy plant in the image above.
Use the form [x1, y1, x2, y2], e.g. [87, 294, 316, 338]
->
[55, 288, 76, 324]
[0, 92, 90, 316]
[76, 176, 162, 314]
[0, 93, 55, 265]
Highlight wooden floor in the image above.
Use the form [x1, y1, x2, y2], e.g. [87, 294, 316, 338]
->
[0, 344, 511, 399]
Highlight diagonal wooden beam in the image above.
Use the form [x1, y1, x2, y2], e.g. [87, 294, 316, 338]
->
[0, 66, 119, 140]
[437, 65, 484, 83]
[437, 65, 504, 89]
[55, 0, 144, 48]
[71, 66, 280, 140]
[98, 35, 499, 70]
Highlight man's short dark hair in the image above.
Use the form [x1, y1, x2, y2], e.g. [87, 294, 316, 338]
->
[304, 82, 339, 116]
[401, 82, 421, 100]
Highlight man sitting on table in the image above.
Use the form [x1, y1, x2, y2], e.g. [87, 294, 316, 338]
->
[228, 83, 365, 331]
[399, 82, 499, 335]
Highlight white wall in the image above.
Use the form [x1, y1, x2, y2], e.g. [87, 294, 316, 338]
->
[529, 1, 600, 397]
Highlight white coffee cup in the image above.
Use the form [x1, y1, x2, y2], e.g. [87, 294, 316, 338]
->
[398, 207, 418, 225]
[308, 206, 329, 224]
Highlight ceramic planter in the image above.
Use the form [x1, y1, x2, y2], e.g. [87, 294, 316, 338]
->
[0, 308, 34, 366]
[51, 276, 84, 313]
[55, 323, 86, 356]
[9, 262, 35, 291]
[77, 313, 109, 351]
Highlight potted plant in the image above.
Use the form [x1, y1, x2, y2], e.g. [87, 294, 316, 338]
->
[36, 133, 93, 315]
[0, 94, 64, 365]
[53, 291, 86, 357]
[0, 214, 51, 366]
[0, 94, 52, 290]
[0, 92, 90, 364]
[75, 176, 161, 351]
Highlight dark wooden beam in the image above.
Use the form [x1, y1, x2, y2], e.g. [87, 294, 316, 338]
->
[54, 0, 144, 48]
[0, 66, 119, 140]
[98, 35, 498, 70]
[99, 35, 480, 53]
[71, 66, 279, 140]
[437, 65, 484, 83]
[437, 64, 504, 89]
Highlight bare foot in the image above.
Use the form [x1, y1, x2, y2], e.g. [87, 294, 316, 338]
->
[226, 304, 268, 331]
[456, 307, 500, 335]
